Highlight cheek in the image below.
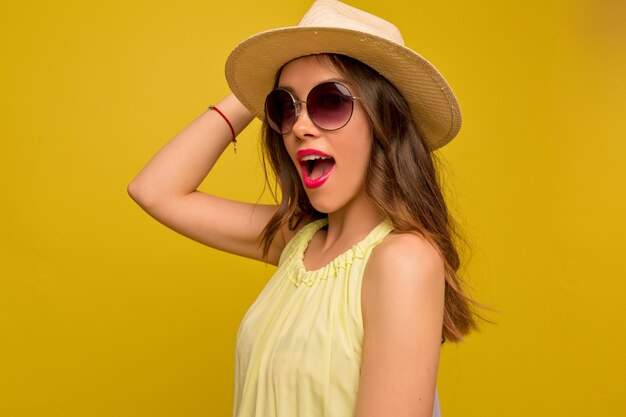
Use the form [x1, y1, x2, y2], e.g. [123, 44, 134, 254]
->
[341, 133, 372, 185]
[353, 118, 374, 170]
[281, 136, 299, 166]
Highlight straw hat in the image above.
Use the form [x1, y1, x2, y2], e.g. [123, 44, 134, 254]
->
[225, 0, 461, 150]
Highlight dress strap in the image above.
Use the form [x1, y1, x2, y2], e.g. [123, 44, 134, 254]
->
[277, 218, 328, 267]
[280, 218, 394, 288]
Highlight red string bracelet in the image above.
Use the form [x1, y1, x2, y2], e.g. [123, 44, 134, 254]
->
[208, 105, 237, 154]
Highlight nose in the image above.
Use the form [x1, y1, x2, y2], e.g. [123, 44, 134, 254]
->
[291, 100, 319, 140]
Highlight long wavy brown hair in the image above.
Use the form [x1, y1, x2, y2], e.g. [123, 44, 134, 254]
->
[259, 53, 478, 342]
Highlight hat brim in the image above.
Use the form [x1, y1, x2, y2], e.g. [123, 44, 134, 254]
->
[225, 26, 461, 150]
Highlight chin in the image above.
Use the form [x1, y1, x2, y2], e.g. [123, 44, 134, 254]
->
[304, 192, 343, 215]
[303, 180, 368, 215]
[307, 198, 338, 214]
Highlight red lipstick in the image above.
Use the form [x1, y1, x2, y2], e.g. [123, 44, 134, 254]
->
[296, 149, 336, 189]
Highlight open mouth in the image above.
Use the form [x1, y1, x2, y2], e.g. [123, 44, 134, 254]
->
[298, 152, 336, 188]
[303, 155, 335, 179]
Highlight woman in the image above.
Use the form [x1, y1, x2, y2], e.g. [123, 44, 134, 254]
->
[129, 0, 477, 416]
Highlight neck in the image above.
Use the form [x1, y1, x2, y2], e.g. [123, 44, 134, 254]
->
[322, 193, 384, 248]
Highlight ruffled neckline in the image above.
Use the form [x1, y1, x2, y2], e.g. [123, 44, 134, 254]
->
[283, 218, 394, 288]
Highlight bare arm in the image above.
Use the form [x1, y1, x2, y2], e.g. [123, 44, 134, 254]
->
[355, 232, 446, 417]
[128, 93, 291, 265]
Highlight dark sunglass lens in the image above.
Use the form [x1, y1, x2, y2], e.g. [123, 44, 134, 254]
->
[265, 89, 296, 134]
[308, 82, 354, 130]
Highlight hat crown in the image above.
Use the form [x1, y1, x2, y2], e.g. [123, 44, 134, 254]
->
[298, 0, 405, 45]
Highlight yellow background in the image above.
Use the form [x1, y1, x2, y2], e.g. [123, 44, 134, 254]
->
[1, 0, 625, 416]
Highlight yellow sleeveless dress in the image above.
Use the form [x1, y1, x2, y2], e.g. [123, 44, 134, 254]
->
[232, 218, 442, 417]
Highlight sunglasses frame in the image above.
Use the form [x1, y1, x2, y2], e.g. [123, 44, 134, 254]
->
[264, 81, 361, 135]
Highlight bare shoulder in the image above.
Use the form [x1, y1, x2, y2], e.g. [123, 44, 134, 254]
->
[366, 231, 445, 283]
[361, 231, 446, 319]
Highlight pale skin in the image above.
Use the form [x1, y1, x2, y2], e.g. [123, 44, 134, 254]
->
[128, 55, 445, 417]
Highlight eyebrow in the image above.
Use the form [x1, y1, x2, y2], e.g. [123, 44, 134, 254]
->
[277, 78, 352, 95]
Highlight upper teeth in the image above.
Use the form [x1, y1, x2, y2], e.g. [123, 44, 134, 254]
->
[301, 155, 330, 162]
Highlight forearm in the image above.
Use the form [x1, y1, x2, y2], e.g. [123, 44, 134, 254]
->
[128, 93, 254, 206]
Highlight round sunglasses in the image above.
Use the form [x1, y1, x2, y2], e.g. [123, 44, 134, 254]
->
[264, 81, 360, 135]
